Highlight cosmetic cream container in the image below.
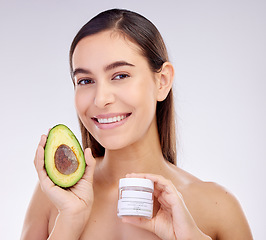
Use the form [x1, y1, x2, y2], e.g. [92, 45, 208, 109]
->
[117, 178, 154, 219]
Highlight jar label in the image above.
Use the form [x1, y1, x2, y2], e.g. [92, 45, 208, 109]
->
[117, 190, 153, 218]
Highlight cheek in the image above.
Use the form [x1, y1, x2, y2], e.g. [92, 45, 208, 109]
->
[136, 80, 157, 104]
[123, 81, 157, 117]
[74, 89, 92, 117]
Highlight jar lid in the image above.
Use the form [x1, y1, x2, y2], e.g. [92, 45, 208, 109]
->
[119, 178, 154, 190]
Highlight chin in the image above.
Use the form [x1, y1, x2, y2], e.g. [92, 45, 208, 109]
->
[100, 141, 129, 151]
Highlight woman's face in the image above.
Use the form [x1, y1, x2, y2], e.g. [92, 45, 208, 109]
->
[72, 30, 160, 150]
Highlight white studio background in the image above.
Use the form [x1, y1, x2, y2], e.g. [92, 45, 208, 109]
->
[0, 0, 265, 239]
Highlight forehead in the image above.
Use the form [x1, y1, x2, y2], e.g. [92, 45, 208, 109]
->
[72, 30, 144, 68]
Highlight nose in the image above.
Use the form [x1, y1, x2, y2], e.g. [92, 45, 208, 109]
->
[94, 81, 115, 108]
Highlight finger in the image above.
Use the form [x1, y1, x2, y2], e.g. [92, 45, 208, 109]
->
[82, 148, 96, 184]
[34, 134, 46, 171]
[126, 173, 172, 198]
[34, 135, 55, 190]
[34, 135, 46, 166]
[40, 134, 47, 147]
[126, 173, 183, 208]
[126, 173, 175, 193]
[35, 146, 50, 184]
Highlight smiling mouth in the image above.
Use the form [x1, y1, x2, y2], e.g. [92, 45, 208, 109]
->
[93, 113, 131, 124]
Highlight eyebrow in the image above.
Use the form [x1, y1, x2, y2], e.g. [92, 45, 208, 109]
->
[72, 61, 135, 78]
[104, 61, 135, 71]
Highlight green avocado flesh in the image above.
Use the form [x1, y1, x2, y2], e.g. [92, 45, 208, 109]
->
[44, 124, 85, 188]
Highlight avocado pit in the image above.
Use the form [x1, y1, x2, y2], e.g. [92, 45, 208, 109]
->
[54, 144, 79, 175]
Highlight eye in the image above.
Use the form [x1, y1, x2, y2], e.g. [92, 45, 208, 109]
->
[77, 78, 95, 85]
[112, 73, 130, 80]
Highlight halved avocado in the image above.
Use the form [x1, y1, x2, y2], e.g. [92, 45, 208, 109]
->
[44, 124, 86, 188]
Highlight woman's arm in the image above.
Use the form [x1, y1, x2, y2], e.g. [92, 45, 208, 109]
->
[211, 184, 253, 240]
[21, 134, 96, 240]
[122, 173, 212, 240]
[122, 173, 253, 240]
[21, 183, 50, 240]
[21, 182, 93, 240]
[187, 181, 253, 240]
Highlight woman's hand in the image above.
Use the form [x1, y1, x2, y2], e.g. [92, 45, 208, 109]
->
[34, 134, 96, 236]
[122, 173, 211, 240]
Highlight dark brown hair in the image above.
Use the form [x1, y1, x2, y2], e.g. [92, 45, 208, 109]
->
[69, 9, 177, 165]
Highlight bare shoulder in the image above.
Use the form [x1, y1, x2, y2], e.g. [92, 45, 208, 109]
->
[21, 183, 51, 240]
[167, 164, 241, 207]
[166, 165, 253, 239]
[167, 165, 234, 218]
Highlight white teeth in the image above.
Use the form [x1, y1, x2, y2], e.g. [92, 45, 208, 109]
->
[97, 115, 127, 124]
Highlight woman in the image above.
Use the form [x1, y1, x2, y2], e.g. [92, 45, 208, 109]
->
[21, 9, 253, 240]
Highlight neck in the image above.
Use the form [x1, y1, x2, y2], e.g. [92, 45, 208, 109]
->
[95, 128, 169, 186]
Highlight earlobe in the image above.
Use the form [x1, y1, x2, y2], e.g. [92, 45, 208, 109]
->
[157, 62, 174, 102]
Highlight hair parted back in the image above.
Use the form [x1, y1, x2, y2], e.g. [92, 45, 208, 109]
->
[69, 8, 177, 165]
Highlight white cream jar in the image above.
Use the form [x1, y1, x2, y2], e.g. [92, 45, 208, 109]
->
[117, 178, 154, 219]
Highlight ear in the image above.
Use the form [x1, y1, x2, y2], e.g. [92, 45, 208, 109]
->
[156, 62, 174, 102]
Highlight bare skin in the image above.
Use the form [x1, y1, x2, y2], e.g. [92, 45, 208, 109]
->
[21, 133, 252, 240]
[21, 31, 253, 240]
